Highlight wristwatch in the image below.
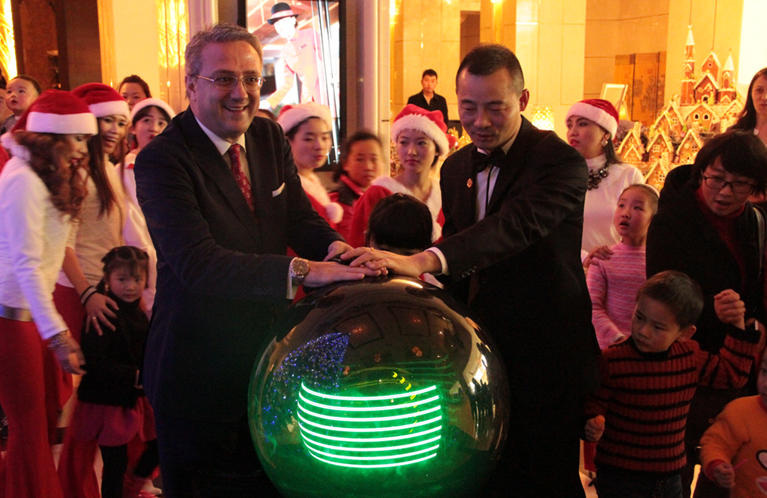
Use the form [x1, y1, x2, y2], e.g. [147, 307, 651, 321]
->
[290, 258, 310, 287]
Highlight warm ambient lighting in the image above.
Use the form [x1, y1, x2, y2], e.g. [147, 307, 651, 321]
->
[0, 0, 17, 78]
[531, 106, 555, 131]
[297, 382, 443, 469]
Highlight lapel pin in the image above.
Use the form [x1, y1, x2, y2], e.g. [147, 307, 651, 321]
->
[467, 178, 473, 188]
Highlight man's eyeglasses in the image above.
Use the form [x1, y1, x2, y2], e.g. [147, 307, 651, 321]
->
[195, 75, 265, 90]
[702, 175, 755, 193]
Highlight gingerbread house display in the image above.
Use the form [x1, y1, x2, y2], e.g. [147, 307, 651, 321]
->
[685, 101, 719, 132]
[652, 102, 685, 140]
[617, 25, 743, 190]
[676, 129, 704, 165]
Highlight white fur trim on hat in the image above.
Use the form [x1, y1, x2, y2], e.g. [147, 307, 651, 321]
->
[88, 100, 130, 119]
[130, 98, 176, 124]
[277, 103, 332, 135]
[390, 114, 449, 159]
[26, 111, 98, 135]
[566, 101, 618, 138]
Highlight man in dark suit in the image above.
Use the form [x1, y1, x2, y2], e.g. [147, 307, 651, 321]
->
[134, 24, 381, 498]
[407, 69, 449, 124]
[358, 44, 600, 497]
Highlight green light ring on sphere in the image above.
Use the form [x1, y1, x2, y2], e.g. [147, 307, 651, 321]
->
[299, 392, 441, 412]
[297, 402, 441, 423]
[306, 450, 438, 469]
[298, 382, 444, 469]
[300, 434, 442, 452]
[299, 420, 443, 442]
[297, 412, 442, 434]
[301, 383, 437, 401]
[304, 442, 441, 461]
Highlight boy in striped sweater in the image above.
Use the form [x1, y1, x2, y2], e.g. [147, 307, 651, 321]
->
[584, 271, 762, 498]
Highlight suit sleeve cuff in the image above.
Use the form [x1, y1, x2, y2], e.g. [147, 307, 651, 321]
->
[426, 247, 448, 275]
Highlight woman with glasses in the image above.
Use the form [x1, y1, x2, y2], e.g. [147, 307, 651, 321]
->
[646, 129, 767, 498]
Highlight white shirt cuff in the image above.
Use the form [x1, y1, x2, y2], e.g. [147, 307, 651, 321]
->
[287, 266, 297, 299]
[426, 247, 448, 275]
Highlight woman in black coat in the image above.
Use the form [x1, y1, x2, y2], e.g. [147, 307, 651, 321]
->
[646, 130, 767, 498]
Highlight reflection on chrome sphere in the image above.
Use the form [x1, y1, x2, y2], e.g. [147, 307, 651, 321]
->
[248, 275, 509, 498]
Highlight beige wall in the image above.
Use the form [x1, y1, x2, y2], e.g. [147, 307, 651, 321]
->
[584, 0, 669, 101]
[391, 0, 461, 122]
[516, 0, 587, 138]
[111, 0, 161, 97]
[392, 0, 586, 138]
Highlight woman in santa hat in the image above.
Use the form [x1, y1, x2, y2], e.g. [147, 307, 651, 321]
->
[53, 83, 157, 498]
[347, 104, 453, 248]
[278, 102, 343, 228]
[0, 89, 95, 498]
[565, 98, 644, 265]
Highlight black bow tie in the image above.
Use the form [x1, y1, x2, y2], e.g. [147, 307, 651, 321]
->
[471, 147, 505, 173]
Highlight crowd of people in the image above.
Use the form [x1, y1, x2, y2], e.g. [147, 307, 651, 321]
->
[0, 19, 766, 498]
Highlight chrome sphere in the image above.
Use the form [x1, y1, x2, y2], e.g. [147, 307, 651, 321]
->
[248, 276, 509, 498]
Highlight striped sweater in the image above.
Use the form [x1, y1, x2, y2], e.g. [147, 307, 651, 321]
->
[584, 331, 760, 476]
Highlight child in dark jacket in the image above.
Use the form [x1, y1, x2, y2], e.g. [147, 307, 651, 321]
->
[584, 271, 763, 498]
[69, 246, 158, 498]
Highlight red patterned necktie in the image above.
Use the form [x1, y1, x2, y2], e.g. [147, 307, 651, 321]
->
[228, 144, 253, 211]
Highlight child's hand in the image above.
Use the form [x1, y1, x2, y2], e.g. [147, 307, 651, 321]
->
[584, 415, 605, 442]
[714, 289, 746, 330]
[712, 462, 735, 488]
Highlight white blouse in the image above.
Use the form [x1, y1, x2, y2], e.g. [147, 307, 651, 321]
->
[0, 147, 71, 338]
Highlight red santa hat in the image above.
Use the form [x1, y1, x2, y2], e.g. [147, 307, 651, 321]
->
[130, 98, 176, 124]
[390, 104, 454, 159]
[12, 89, 97, 135]
[565, 99, 619, 138]
[71, 83, 130, 119]
[277, 103, 332, 136]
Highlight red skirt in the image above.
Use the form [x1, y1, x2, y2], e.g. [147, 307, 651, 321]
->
[70, 397, 156, 447]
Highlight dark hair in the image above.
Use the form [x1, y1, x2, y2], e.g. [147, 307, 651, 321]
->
[365, 193, 433, 253]
[284, 117, 312, 141]
[690, 129, 767, 194]
[333, 130, 383, 181]
[621, 184, 659, 215]
[731, 68, 767, 132]
[256, 108, 277, 122]
[604, 138, 622, 165]
[456, 44, 524, 95]
[87, 120, 123, 217]
[185, 23, 262, 79]
[637, 271, 704, 329]
[9, 75, 42, 95]
[101, 246, 149, 282]
[422, 69, 438, 79]
[131, 104, 171, 126]
[117, 75, 152, 99]
[12, 130, 88, 217]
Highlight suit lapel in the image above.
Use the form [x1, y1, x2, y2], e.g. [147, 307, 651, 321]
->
[486, 117, 536, 214]
[454, 148, 478, 230]
[244, 126, 277, 230]
[180, 110, 262, 242]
